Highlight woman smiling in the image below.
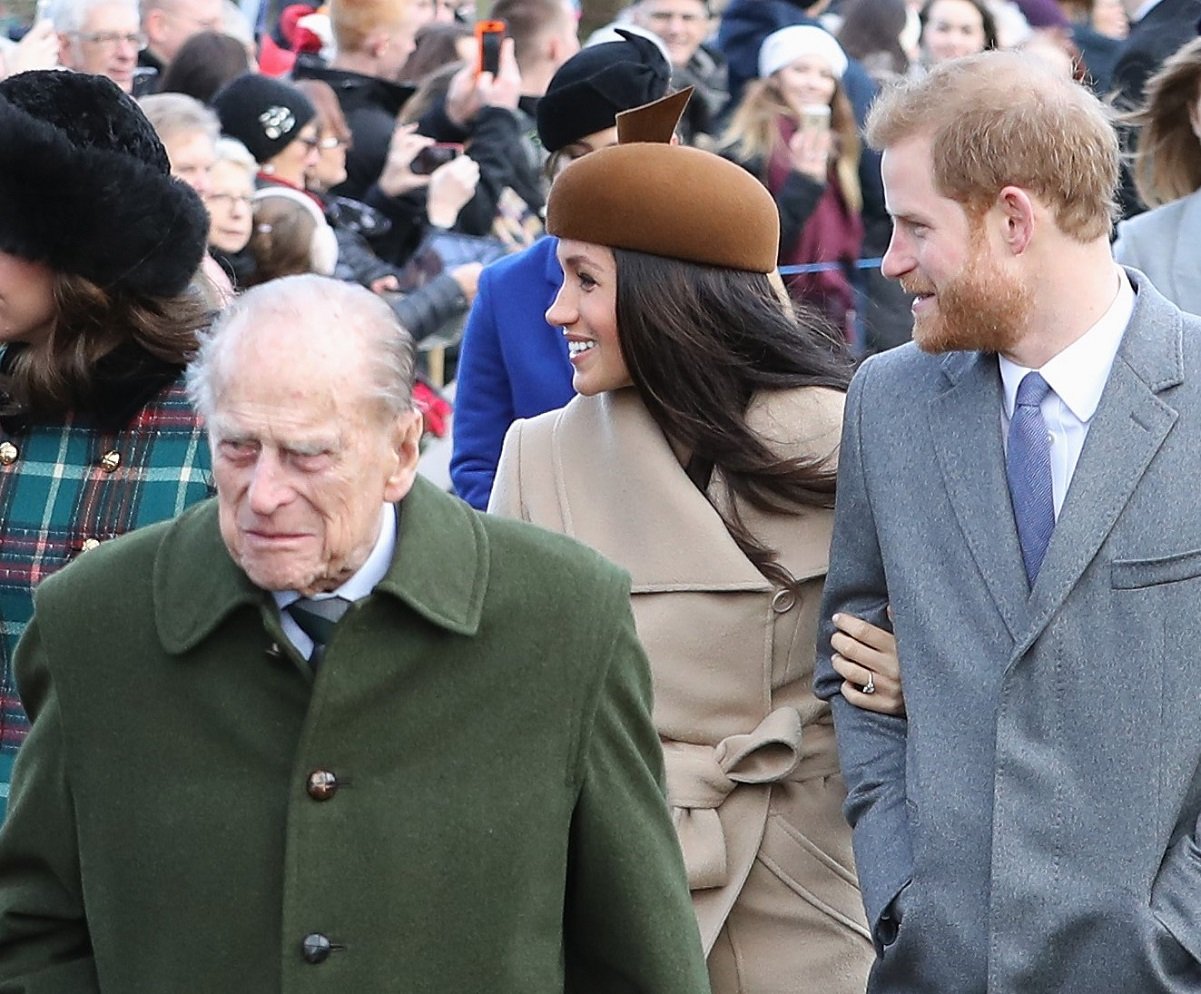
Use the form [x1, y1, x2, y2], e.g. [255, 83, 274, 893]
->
[490, 90, 897, 993]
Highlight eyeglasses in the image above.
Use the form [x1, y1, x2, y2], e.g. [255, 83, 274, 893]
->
[205, 192, 253, 209]
[71, 30, 149, 49]
[298, 136, 350, 151]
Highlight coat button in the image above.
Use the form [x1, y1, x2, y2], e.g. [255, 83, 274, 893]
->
[80, 538, 102, 553]
[771, 588, 797, 613]
[307, 769, 338, 800]
[99, 450, 121, 473]
[301, 933, 332, 964]
[0, 442, 17, 466]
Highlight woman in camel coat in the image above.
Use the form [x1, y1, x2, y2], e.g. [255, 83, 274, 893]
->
[490, 90, 898, 993]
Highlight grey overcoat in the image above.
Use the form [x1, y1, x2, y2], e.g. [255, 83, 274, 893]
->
[1114, 189, 1201, 316]
[816, 270, 1201, 993]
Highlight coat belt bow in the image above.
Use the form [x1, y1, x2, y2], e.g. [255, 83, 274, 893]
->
[663, 707, 804, 890]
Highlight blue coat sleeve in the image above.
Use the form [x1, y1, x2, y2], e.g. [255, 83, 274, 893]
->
[814, 355, 914, 951]
[451, 264, 514, 511]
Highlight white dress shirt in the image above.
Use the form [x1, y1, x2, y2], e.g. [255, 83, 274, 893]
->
[272, 503, 397, 658]
[999, 271, 1135, 517]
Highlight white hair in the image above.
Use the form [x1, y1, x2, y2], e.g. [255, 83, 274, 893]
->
[186, 275, 417, 422]
[212, 136, 256, 176]
[50, 0, 139, 34]
[138, 91, 220, 144]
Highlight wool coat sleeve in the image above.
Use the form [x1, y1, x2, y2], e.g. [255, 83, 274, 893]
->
[563, 572, 711, 994]
[813, 355, 913, 953]
[453, 265, 516, 510]
[0, 615, 100, 993]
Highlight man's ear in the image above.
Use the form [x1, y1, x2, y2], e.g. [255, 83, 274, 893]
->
[381, 407, 424, 504]
[143, 7, 168, 47]
[56, 33, 77, 68]
[544, 31, 565, 67]
[364, 26, 392, 61]
[995, 185, 1036, 255]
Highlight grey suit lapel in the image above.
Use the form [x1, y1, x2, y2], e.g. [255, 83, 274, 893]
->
[1015, 274, 1183, 658]
[929, 350, 1030, 640]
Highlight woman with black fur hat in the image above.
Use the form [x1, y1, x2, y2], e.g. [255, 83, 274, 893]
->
[0, 69, 213, 818]
[490, 90, 896, 992]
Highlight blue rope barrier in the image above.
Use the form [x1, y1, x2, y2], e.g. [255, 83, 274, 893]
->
[778, 257, 884, 275]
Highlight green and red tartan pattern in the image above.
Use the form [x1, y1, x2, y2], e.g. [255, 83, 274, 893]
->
[0, 378, 214, 758]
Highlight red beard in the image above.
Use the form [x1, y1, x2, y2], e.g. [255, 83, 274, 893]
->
[903, 234, 1033, 355]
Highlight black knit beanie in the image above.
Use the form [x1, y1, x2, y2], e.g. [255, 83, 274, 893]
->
[212, 73, 317, 165]
[0, 70, 207, 298]
[536, 29, 672, 153]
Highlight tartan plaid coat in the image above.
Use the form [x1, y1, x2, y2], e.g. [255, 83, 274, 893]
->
[0, 369, 212, 814]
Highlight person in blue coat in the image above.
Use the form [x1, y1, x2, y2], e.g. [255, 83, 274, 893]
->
[451, 31, 672, 510]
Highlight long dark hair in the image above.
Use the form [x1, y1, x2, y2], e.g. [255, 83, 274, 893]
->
[612, 248, 853, 590]
[1, 273, 210, 417]
[158, 31, 253, 105]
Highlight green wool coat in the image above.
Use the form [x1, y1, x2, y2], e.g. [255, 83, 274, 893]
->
[0, 476, 709, 994]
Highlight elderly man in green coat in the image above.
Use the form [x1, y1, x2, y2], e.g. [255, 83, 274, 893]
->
[0, 275, 710, 994]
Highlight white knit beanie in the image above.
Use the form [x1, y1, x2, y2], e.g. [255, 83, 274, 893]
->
[757, 25, 849, 80]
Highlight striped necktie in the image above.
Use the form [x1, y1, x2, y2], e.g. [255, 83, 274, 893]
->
[286, 596, 352, 669]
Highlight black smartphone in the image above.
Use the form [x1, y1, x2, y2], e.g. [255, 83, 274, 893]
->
[475, 19, 505, 77]
[411, 143, 464, 176]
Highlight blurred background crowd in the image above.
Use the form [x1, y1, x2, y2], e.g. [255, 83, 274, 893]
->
[4, 0, 1197, 351]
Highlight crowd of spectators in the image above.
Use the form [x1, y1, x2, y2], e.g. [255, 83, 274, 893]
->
[2, 0, 1193, 359]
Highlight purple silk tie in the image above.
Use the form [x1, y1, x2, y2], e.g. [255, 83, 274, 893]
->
[1006, 372, 1055, 586]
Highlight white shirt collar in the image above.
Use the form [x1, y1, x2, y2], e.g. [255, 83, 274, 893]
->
[1000, 268, 1134, 423]
[273, 503, 397, 611]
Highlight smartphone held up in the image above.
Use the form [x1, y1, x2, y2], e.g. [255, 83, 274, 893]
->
[411, 142, 465, 175]
[800, 104, 831, 133]
[475, 19, 506, 77]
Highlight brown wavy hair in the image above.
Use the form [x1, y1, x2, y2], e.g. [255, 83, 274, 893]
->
[865, 50, 1119, 239]
[1, 271, 210, 417]
[246, 197, 319, 286]
[1124, 37, 1201, 208]
[612, 249, 853, 591]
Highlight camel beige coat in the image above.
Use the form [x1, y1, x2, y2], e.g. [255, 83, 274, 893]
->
[492, 385, 873, 994]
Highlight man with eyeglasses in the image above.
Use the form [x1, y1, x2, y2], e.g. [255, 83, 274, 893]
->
[134, 0, 224, 94]
[50, 0, 145, 93]
[628, 0, 727, 141]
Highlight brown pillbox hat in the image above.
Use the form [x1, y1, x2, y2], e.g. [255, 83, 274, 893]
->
[546, 90, 780, 273]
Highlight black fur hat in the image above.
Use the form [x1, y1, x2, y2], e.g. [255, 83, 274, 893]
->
[536, 29, 672, 153]
[0, 70, 208, 298]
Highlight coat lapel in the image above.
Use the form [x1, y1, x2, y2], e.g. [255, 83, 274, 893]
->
[548, 391, 771, 592]
[155, 477, 488, 655]
[929, 350, 1030, 640]
[1016, 274, 1182, 657]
